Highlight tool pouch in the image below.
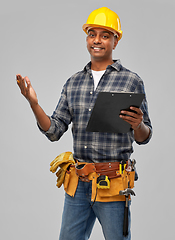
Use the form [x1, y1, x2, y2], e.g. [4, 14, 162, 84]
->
[127, 171, 135, 189]
[64, 166, 79, 197]
[75, 163, 96, 181]
[97, 171, 130, 198]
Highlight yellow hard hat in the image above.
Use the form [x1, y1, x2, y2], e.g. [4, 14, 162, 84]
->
[82, 7, 123, 41]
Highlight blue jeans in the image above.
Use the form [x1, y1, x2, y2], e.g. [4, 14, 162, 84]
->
[59, 180, 131, 240]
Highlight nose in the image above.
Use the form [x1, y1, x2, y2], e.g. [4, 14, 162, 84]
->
[94, 34, 101, 44]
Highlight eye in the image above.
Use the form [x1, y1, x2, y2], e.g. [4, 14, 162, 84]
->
[88, 32, 95, 38]
[102, 35, 109, 39]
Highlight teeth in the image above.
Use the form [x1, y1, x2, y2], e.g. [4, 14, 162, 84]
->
[93, 47, 102, 50]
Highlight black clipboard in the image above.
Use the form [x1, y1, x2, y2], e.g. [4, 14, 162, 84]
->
[86, 92, 145, 133]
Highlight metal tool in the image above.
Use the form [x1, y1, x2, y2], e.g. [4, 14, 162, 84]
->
[131, 159, 136, 171]
[119, 188, 136, 237]
[131, 159, 138, 181]
[97, 175, 110, 189]
[119, 160, 127, 174]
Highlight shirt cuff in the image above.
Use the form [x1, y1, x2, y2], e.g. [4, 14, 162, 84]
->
[37, 116, 55, 135]
[135, 126, 153, 145]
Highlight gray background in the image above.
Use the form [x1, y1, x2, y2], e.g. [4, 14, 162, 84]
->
[0, 0, 174, 239]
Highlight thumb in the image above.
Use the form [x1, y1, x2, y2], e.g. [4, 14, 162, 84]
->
[24, 76, 33, 93]
[24, 76, 31, 87]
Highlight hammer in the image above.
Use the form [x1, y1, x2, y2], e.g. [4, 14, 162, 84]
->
[119, 188, 136, 236]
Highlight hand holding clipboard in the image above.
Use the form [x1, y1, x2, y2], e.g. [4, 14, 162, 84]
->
[86, 92, 145, 133]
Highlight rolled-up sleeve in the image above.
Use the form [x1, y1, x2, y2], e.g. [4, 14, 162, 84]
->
[38, 82, 72, 142]
[134, 79, 153, 145]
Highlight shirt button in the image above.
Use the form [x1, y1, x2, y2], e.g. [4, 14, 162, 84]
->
[89, 108, 91, 111]
[90, 91, 93, 95]
[90, 75, 92, 78]
[84, 146, 87, 149]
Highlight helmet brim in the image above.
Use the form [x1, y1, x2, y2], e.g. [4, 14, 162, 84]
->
[82, 24, 122, 41]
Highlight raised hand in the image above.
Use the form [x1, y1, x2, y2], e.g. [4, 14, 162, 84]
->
[16, 74, 51, 131]
[16, 74, 38, 106]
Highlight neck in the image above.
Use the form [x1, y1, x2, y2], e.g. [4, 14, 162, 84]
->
[91, 59, 114, 71]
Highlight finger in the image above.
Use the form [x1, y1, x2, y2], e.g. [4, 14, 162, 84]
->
[16, 74, 23, 81]
[16, 74, 20, 83]
[21, 77, 26, 89]
[16, 74, 22, 84]
[120, 111, 136, 119]
[16, 75, 26, 91]
[130, 106, 143, 115]
[120, 114, 137, 123]
[120, 107, 143, 119]
[17, 76, 27, 96]
[126, 114, 142, 123]
[24, 76, 31, 85]
[16, 74, 21, 80]
[25, 75, 33, 89]
[25, 77, 31, 95]
[120, 116, 141, 130]
[24, 76, 30, 87]
[120, 113, 142, 126]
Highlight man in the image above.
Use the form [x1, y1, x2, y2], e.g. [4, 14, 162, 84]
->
[16, 7, 152, 240]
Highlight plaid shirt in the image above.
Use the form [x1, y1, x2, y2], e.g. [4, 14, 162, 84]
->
[40, 60, 152, 163]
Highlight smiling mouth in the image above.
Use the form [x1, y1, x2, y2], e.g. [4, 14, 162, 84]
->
[91, 46, 104, 50]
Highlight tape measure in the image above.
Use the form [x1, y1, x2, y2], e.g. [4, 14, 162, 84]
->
[97, 175, 110, 189]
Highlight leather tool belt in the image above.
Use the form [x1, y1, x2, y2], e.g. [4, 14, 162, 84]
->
[75, 161, 128, 182]
[50, 152, 136, 202]
[64, 160, 135, 202]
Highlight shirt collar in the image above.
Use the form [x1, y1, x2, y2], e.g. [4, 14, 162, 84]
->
[110, 60, 122, 71]
[84, 60, 122, 73]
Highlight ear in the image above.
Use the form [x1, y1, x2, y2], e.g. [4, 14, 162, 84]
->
[113, 38, 118, 50]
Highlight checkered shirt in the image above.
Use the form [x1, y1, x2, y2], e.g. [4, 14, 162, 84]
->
[40, 60, 152, 163]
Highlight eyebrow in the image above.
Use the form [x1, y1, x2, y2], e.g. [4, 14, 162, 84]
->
[88, 29, 111, 35]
